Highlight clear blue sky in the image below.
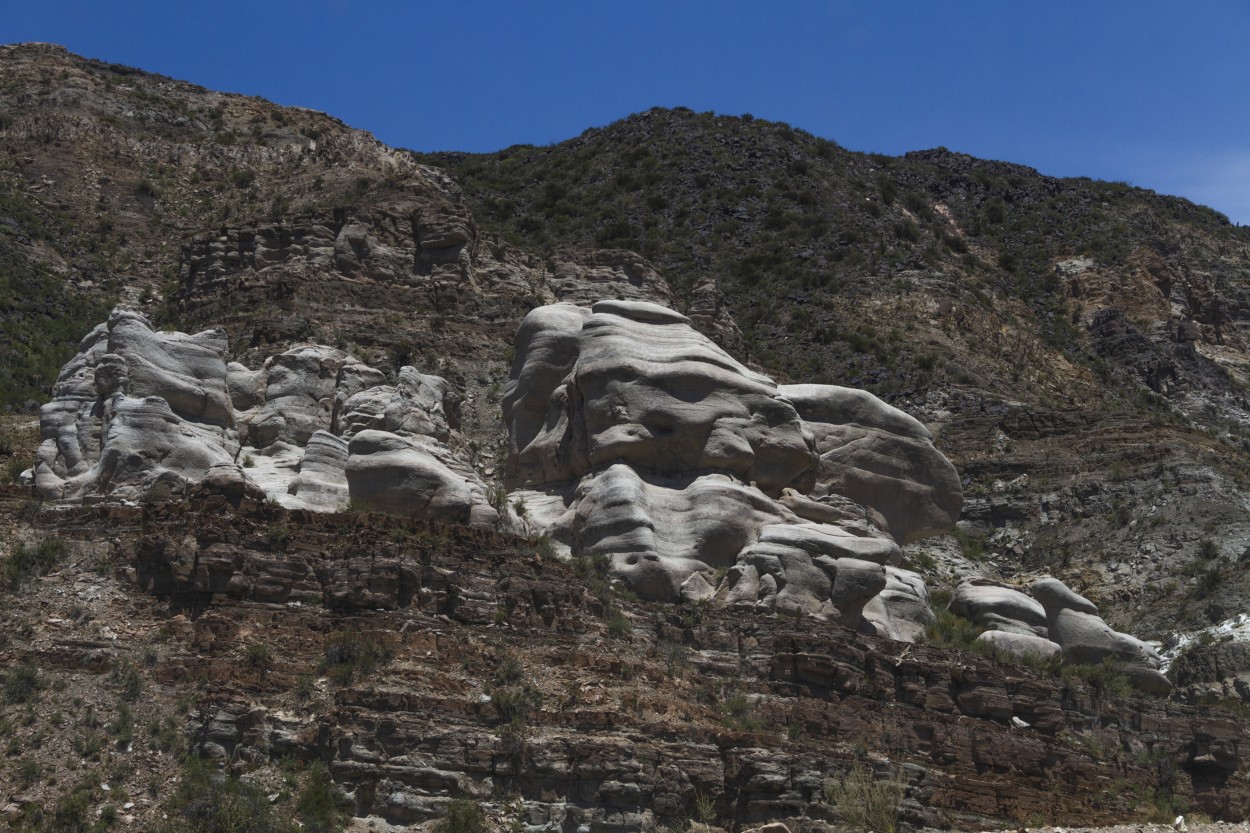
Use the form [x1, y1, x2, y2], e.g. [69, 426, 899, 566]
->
[5, 1, 1249, 224]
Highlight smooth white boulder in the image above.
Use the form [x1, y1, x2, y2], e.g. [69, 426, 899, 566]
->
[780, 384, 962, 544]
[346, 430, 499, 528]
[862, 567, 935, 642]
[1030, 577, 1164, 669]
[951, 578, 1049, 637]
[975, 630, 1062, 661]
[285, 431, 350, 512]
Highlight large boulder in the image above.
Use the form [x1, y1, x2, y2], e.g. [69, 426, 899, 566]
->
[338, 367, 459, 442]
[779, 384, 962, 544]
[1030, 577, 1167, 690]
[346, 430, 499, 528]
[975, 630, 1062, 662]
[950, 578, 1049, 637]
[235, 345, 356, 447]
[862, 567, 935, 642]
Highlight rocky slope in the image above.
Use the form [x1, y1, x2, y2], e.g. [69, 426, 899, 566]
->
[5, 492, 1250, 832]
[4, 42, 1250, 830]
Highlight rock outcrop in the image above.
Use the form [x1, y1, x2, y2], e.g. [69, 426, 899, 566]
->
[34, 309, 498, 526]
[503, 299, 963, 628]
[1031, 578, 1163, 665]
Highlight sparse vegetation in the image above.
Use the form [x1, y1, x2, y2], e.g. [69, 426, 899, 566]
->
[3, 660, 43, 704]
[161, 755, 296, 833]
[321, 629, 392, 684]
[435, 798, 488, 833]
[2, 536, 68, 590]
[823, 762, 908, 833]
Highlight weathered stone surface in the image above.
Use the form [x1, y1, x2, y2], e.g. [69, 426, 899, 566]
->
[862, 567, 934, 642]
[285, 430, 350, 512]
[338, 367, 459, 442]
[346, 430, 499, 528]
[974, 630, 1062, 661]
[37, 310, 493, 523]
[236, 345, 354, 447]
[1030, 577, 1165, 676]
[572, 466, 790, 601]
[502, 299, 963, 628]
[780, 384, 963, 544]
[950, 578, 1048, 637]
[35, 309, 241, 502]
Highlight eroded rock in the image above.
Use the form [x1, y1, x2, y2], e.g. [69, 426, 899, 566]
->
[502, 299, 962, 628]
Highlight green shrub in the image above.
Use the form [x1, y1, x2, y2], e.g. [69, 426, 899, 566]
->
[2, 536, 68, 590]
[321, 630, 391, 685]
[922, 590, 984, 652]
[824, 763, 907, 833]
[606, 609, 633, 639]
[162, 756, 295, 832]
[297, 762, 349, 833]
[436, 798, 488, 833]
[718, 689, 762, 731]
[246, 643, 274, 676]
[3, 661, 42, 704]
[111, 659, 143, 701]
[1062, 658, 1135, 698]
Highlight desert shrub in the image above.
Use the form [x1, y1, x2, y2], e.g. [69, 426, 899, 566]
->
[111, 659, 144, 701]
[435, 798, 488, 833]
[823, 762, 907, 833]
[606, 609, 634, 639]
[922, 590, 984, 652]
[246, 643, 274, 678]
[3, 661, 43, 704]
[321, 630, 391, 685]
[1194, 564, 1224, 599]
[1061, 657, 1135, 698]
[162, 755, 295, 833]
[2, 536, 68, 590]
[1196, 538, 1220, 560]
[297, 762, 349, 833]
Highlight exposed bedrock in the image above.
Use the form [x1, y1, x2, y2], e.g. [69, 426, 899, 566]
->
[35, 309, 497, 526]
[503, 299, 963, 629]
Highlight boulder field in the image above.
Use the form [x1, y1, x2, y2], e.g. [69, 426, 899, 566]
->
[29, 300, 1164, 687]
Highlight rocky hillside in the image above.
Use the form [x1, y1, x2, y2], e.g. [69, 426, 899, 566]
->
[421, 109, 1250, 639]
[5, 42, 1250, 831]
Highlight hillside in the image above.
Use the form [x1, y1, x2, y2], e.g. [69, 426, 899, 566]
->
[420, 109, 1250, 637]
[4, 43, 1250, 832]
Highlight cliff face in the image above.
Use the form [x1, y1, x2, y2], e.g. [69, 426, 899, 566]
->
[12, 496, 1250, 831]
[4, 43, 1250, 831]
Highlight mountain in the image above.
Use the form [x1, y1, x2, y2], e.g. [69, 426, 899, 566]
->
[423, 109, 1250, 638]
[3, 42, 1250, 831]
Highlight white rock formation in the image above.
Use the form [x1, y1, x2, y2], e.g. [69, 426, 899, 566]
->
[1030, 576, 1172, 694]
[35, 309, 497, 526]
[502, 299, 964, 628]
[950, 578, 1049, 637]
[35, 310, 240, 502]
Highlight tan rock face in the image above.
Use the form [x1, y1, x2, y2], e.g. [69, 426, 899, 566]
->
[504, 299, 963, 626]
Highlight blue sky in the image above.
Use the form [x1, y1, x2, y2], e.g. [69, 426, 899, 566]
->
[4, 1, 1249, 224]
